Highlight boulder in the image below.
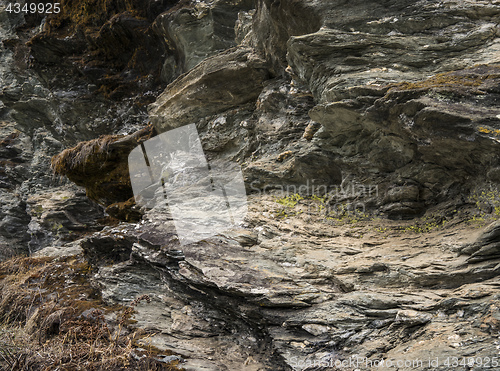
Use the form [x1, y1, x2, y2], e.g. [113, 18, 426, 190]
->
[149, 47, 270, 131]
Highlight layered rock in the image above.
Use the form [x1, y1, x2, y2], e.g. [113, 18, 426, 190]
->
[26, 185, 104, 252]
[460, 219, 500, 263]
[153, 0, 255, 81]
[149, 47, 270, 131]
[44, 194, 499, 370]
[2, 0, 500, 370]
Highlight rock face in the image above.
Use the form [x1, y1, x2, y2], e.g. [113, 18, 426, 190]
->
[2, 0, 500, 370]
[153, 0, 255, 80]
[461, 219, 500, 263]
[149, 47, 271, 130]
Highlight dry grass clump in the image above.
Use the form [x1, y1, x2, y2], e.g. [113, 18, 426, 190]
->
[50, 125, 156, 205]
[50, 134, 132, 204]
[51, 135, 120, 178]
[390, 64, 500, 92]
[0, 256, 183, 370]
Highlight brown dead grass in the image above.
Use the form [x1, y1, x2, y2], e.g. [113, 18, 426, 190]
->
[390, 64, 500, 92]
[0, 256, 183, 370]
[50, 125, 156, 205]
[51, 135, 120, 177]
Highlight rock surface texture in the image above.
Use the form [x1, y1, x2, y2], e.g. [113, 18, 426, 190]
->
[1, 0, 500, 370]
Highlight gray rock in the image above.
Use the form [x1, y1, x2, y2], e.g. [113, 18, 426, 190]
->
[26, 186, 104, 253]
[461, 220, 500, 263]
[3, 0, 500, 370]
[153, 0, 254, 80]
[0, 121, 33, 257]
[158, 355, 183, 364]
[384, 185, 421, 203]
[33, 240, 84, 259]
[149, 47, 270, 132]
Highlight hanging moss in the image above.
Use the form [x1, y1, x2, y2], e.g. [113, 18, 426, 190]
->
[51, 125, 156, 206]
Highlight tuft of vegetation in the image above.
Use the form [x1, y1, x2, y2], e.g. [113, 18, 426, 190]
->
[274, 194, 374, 224]
[467, 188, 500, 225]
[51, 135, 119, 177]
[400, 214, 448, 233]
[0, 256, 184, 371]
[390, 65, 500, 92]
[276, 193, 304, 208]
[275, 193, 304, 218]
[51, 125, 156, 206]
[272, 184, 500, 233]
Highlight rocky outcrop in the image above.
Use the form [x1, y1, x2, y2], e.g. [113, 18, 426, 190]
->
[309, 65, 500, 218]
[153, 0, 255, 81]
[29, 0, 173, 96]
[460, 219, 500, 263]
[149, 47, 271, 131]
[2, 0, 500, 370]
[251, 0, 322, 74]
[0, 121, 32, 258]
[51, 125, 156, 205]
[26, 186, 104, 253]
[43, 194, 498, 370]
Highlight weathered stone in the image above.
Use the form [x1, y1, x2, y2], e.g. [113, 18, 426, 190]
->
[244, 146, 342, 191]
[251, 0, 321, 74]
[487, 167, 500, 183]
[0, 121, 33, 258]
[27, 32, 86, 65]
[149, 47, 270, 132]
[26, 186, 104, 253]
[382, 201, 426, 220]
[3, 0, 500, 370]
[460, 220, 500, 263]
[153, 0, 254, 80]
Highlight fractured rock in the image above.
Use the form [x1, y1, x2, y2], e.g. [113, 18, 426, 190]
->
[149, 47, 271, 132]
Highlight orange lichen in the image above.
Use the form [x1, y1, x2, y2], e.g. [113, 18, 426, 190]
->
[478, 126, 500, 136]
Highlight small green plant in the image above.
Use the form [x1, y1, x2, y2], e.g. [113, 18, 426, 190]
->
[400, 214, 449, 234]
[275, 193, 304, 218]
[467, 188, 500, 225]
[276, 193, 303, 208]
[32, 205, 44, 217]
[310, 194, 327, 213]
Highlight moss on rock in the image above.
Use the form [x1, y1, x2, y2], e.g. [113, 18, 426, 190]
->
[51, 125, 156, 206]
